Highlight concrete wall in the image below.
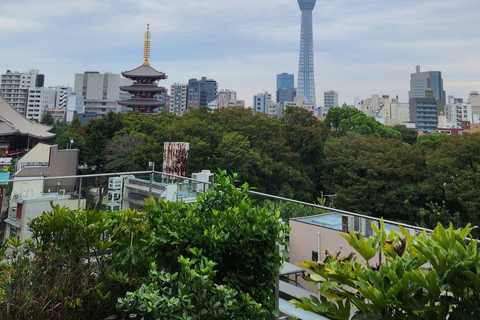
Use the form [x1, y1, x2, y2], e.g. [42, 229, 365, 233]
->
[289, 218, 382, 293]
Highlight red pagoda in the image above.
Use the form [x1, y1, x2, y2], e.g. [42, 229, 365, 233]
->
[118, 24, 167, 114]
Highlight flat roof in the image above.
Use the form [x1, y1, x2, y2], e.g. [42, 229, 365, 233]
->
[292, 212, 408, 235]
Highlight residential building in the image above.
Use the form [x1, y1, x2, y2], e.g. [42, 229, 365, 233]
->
[409, 91, 438, 133]
[187, 77, 218, 110]
[4, 143, 81, 242]
[218, 89, 237, 109]
[1, 69, 53, 120]
[361, 94, 383, 116]
[445, 102, 472, 128]
[25, 87, 56, 122]
[253, 92, 271, 114]
[284, 96, 315, 114]
[469, 91, 480, 121]
[266, 102, 284, 118]
[169, 83, 187, 115]
[323, 90, 338, 115]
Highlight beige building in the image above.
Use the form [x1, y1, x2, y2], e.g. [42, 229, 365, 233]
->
[284, 96, 315, 114]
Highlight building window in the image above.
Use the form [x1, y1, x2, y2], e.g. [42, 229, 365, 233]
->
[9, 226, 17, 239]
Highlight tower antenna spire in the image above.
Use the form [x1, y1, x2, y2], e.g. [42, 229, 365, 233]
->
[143, 24, 151, 66]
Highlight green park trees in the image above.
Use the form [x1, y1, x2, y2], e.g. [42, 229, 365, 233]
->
[54, 106, 480, 230]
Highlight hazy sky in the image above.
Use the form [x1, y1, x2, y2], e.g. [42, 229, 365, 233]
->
[1, 0, 479, 106]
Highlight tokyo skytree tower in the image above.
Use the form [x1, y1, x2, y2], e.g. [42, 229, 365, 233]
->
[297, 0, 316, 105]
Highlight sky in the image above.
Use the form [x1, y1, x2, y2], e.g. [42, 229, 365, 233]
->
[1, 0, 479, 106]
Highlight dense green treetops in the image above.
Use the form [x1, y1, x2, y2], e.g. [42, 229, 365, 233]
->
[55, 106, 480, 233]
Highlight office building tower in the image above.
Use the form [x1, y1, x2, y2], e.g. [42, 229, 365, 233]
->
[276, 73, 294, 91]
[277, 87, 296, 106]
[409, 65, 446, 116]
[187, 77, 218, 110]
[297, 0, 317, 105]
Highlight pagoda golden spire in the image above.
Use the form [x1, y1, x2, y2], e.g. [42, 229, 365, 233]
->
[143, 24, 151, 66]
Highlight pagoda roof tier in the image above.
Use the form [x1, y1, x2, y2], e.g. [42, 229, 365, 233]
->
[118, 99, 166, 107]
[0, 94, 55, 139]
[119, 85, 167, 93]
[122, 65, 167, 79]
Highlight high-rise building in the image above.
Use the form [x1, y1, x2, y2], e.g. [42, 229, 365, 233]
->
[169, 83, 187, 115]
[276, 73, 294, 91]
[409, 66, 446, 102]
[218, 89, 238, 109]
[297, 0, 317, 106]
[187, 77, 218, 110]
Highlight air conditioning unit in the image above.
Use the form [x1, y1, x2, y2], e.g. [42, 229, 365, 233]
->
[192, 173, 199, 180]
[106, 203, 121, 212]
[109, 177, 123, 190]
[58, 189, 66, 195]
[107, 190, 122, 202]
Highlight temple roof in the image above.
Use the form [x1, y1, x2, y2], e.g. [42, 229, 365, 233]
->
[0, 94, 55, 139]
[118, 99, 166, 107]
[119, 85, 167, 93]
[121, 65, 167, 79]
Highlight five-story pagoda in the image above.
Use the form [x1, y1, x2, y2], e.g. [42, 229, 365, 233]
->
[119, 24, 167, 114]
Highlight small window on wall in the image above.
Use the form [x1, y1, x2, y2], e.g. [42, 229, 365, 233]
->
[9, 226, 17, 240]
[312, 251, 318, 261]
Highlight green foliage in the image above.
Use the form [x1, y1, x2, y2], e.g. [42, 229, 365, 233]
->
[421, 133, 480, 231]
[293, 221, 480, 319]
[322, 135, 425, 219]
[0, 172, 285, 319]
[392, 124, 418, 145]
[40, 112, 54, 125]
[417, 132, 448, 154]
[324, 107, 400, 140]
[142, 171, 288, 316]
[260, 197, 329, 223]
[117, 251, 266, 319]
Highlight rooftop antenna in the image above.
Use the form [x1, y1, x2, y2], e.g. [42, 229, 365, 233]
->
[143, 24, 151, 66]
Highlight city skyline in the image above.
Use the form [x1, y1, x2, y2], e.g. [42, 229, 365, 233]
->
[1, 0, 479, 106]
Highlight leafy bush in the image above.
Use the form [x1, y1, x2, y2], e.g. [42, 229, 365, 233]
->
[293, 221, 480, 319]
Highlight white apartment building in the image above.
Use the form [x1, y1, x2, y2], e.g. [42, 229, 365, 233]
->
[218, 89, 237, 109]
[0, 69, 45, 116]
[25, 87, 56, 122]
[323, 90, 338, 116]
[445, 103, 472, 127]
[361, 94, 383, 116]
[169, 83, 187, 115]
[253, 92, 271, 114]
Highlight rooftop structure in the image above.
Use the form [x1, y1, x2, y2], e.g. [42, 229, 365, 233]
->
[297, 0, 317, 106]
[118, 24, 167, 114]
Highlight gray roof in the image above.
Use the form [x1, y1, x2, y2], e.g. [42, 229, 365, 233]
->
[118, 99, 166, 107]
[0, 94, 55, 139]
[119, 85, 167, 93]
[122, 65, 167, 79]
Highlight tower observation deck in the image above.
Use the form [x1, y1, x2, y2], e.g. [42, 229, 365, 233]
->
[297, 0, 316, 106]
